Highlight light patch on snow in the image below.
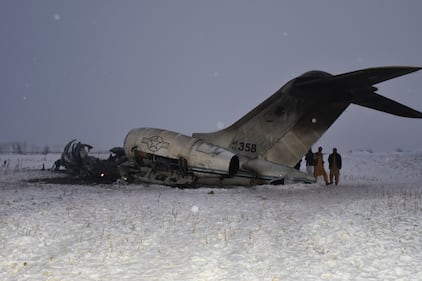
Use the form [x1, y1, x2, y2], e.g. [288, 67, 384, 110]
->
[1, 151, 422, 280]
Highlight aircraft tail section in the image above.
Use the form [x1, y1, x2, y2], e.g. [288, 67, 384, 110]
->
[194, 66, 422, 167]
[295, 66, 422, 118]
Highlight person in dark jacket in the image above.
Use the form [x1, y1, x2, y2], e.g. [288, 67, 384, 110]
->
[305, 148, 314, 175]
[328, 148, 342, 185]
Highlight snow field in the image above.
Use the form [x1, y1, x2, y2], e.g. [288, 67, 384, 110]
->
[1, 151, 422, 280]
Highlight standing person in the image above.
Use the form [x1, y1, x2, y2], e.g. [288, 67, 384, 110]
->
[328, 148, 342, 185]
[305, 148, 314, 175]
[313, 146, 329, 185]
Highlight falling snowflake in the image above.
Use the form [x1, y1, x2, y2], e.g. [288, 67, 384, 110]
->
[53, 13, 61, 21]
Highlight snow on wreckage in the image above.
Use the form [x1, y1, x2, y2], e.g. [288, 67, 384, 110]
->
[50, 66, 422, 187]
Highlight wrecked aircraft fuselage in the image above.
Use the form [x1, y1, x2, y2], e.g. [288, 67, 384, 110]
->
[52, 66, 422, 187]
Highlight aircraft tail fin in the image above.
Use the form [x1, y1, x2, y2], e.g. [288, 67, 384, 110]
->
[194, 66, 422, 167]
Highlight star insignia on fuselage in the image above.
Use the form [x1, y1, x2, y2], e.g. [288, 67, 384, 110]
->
[141, 136, 170, 152]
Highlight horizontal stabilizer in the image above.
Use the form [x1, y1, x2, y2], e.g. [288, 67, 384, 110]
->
[353, 92, 422, 118]
[296, 66, 422, 88]
[294, 66, 422, 118]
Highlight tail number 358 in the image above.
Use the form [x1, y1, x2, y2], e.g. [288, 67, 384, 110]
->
[237, 142, 257, 153]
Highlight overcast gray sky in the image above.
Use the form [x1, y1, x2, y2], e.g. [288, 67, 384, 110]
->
[1, 0, 422, 152]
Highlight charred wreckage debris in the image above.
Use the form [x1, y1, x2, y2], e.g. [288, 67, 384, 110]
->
[47, 139, 195, 186]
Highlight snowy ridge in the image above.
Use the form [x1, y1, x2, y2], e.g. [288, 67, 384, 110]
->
[1, 151, 422, 280]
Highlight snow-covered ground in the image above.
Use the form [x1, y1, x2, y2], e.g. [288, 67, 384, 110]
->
[1, 151, 422, 280]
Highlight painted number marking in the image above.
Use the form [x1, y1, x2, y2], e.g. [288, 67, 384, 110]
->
[238, 142, 257, 153]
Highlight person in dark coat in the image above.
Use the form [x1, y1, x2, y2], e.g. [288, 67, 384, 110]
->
[305, 148, 314, 175]
[328, 147, 342, 185]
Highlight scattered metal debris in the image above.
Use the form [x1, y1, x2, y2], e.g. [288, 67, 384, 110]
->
[52, 139, 126, 183]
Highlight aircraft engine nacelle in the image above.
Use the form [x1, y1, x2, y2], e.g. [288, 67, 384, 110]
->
[124, 128, 239, 177]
